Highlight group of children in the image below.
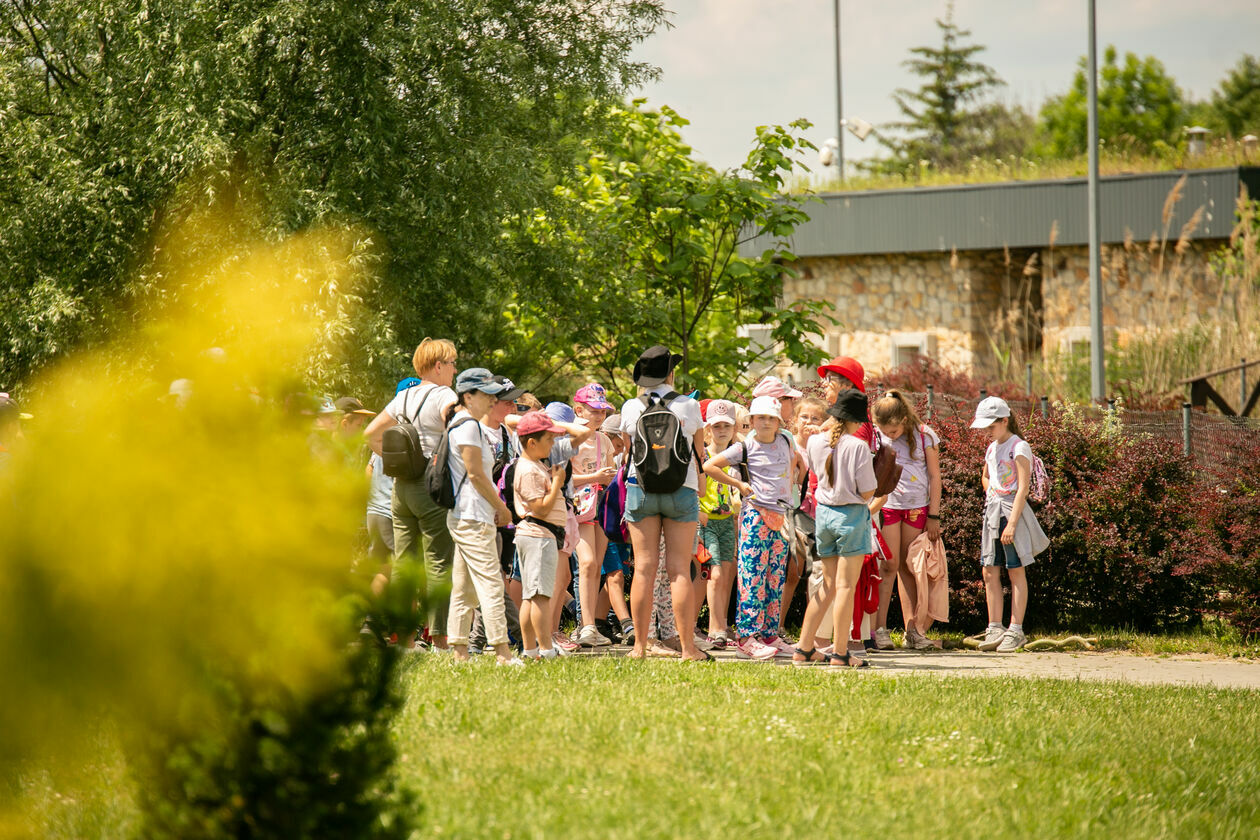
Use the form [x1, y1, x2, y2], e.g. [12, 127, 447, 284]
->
[359, 339, 1048, 666]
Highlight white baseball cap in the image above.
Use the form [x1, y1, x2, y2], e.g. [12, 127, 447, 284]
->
[705, 399, 739, 426]
[970, 396, 1012, 428]
[749, 395, 782, 419]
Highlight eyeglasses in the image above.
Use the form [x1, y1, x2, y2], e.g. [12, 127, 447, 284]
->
[825, 372, 845, 383]
[515, 403, 531, 412]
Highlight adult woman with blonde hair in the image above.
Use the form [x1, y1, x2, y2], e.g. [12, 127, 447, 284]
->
[365, 337, 460, 650]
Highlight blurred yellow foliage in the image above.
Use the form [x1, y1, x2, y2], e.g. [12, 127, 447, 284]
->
[0, 197, 373, 793]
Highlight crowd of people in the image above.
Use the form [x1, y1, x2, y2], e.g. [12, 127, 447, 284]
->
[334, 338, 1050, 667]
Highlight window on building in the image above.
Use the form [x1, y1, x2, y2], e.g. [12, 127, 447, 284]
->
[889, 332, 937, 368]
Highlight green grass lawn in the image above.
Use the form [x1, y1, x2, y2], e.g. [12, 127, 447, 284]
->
[20, 657, 1260, 839]
[394, 658, 1259, 840]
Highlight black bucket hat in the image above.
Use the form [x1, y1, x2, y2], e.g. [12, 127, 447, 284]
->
[632, 345, 683, 388]
[826, 388, 869, 424]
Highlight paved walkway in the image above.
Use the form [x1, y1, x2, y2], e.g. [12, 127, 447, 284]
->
[583, 646, 1260, 690]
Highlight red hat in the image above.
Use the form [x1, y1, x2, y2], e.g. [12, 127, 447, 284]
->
[516, 410, 567, 437]
[700, 398, 713, 419]
[817, 356, 866, 393]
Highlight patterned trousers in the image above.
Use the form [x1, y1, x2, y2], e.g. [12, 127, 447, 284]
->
[735, 503, 790, 639]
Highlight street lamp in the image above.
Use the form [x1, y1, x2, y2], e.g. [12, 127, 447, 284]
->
[819, 119, 873, 169]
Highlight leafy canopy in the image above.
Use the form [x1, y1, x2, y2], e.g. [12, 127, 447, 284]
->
[1039, 46, 1185, 158]
[500, 102, 831, 400]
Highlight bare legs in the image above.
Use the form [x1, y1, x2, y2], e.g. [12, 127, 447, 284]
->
[627, 515, 704, 660]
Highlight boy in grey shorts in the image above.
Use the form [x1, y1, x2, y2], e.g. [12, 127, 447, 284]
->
[512, 411, 571, 660]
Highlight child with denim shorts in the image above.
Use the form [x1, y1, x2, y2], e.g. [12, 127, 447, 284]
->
[971, 397, 1049, 653]
[793, 388, 877, 668]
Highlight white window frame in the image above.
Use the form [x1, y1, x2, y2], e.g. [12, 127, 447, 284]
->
[889, 331, 937, 368]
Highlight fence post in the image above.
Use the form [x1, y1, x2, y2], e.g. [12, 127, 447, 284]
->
[1242, 358, 1248, 414]
[1040, 395, 1049, 419]
[979, 388, 987, 400]
[1026, 363, 1033, 397]
[926, 384, 935, 420]
[1182, 403, 1192, 458]
[1107, 397, 1116, 414]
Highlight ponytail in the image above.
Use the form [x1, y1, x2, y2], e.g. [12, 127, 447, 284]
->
[873, 389, 923, 458]
[1006, 412, 1023, 439]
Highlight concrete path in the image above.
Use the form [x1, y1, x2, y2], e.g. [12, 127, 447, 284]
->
[582, 645, 1260, 690]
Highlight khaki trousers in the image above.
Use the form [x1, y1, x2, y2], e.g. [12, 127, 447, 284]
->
[446, 517, 508, 647]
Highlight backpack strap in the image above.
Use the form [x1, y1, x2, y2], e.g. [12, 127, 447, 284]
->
[447, 414, 482, 497]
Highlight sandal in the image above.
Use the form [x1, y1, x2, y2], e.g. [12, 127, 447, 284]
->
[826, 652, 869, 669]
[684, 649, 715, 663]
[791, 646, 824, 667]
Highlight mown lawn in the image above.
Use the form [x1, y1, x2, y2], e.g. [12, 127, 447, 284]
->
[395, 657, 1259, 840]
[20, 656, 1260, 839]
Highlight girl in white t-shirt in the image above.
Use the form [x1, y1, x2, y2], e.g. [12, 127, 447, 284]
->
[872, 390, 942, 650]
[971, 397, 1049, 653]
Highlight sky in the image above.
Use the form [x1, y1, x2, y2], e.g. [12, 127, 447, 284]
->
[630, 0, 1260, 175]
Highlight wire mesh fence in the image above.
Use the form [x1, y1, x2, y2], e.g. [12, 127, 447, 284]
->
[884, 387, 1260, 475]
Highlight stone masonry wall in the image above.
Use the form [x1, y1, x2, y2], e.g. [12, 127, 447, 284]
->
[1040, 241, 1226, 353]
[776, 239, 1227, 383]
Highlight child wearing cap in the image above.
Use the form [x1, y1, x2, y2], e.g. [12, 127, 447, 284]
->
[702, 395, 806, 661]
[972, 396, 1049, 653]
[536, 402, 594, 653]
[795, 388, 877, 668]
[571, 384, 619, 647]
[698, 399, 740, 647]
[512, 411, 573, 660]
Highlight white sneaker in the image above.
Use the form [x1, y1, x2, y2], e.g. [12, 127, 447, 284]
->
[874, 627, 895, 650]
[996, 629, 1027, 653]
[578, 625, 612, 647]
[977, 626, 1007, 651]
[497, 656, 527, 667]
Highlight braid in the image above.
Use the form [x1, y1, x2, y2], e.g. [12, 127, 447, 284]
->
[825, 424, 844, 486]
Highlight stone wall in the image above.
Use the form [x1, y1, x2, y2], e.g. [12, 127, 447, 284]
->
[1039, 241, 1226, 354]
[776, 238, 1227, 383]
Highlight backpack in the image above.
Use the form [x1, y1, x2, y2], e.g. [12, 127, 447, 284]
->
[425, 415, 481, 509]
[381, 385, 436, 480]
[1029, 451, 1050, 503]
[599, 465, 629, 542]
[631, 391, 692, 494]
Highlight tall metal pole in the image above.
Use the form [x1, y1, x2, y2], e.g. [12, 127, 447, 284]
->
[1087, 0, 1106, 401]
[834, 0, 844, 182]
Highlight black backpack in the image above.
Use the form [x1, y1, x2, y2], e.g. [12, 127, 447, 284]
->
[381, 385, 436, 480]
[631, 391, 692, 494]
[426, 415, 481, 509]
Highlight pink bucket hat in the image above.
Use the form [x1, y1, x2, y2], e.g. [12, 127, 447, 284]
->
[573, 383, 616, 411]
[752, 375, 803, 400]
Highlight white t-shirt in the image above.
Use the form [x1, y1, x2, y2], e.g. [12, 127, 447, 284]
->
[808, 433, 877, 506]
[985, 434, 1033, 502]
[719, 434, 793, 513]
[619, 387, 704, 491]
[446, 414, 495, 524]
[878, 424, 940, 510]
[382, 383, 458, 459]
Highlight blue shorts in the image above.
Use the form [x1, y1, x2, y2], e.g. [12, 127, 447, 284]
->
[625, 482, 700, 524]
[815, 503, 872, 557]
[603, 542, 630, 575]
[986, 515, 1024, 569]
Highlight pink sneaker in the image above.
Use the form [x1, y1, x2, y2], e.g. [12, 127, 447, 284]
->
[735, 638, 778, 661]
[763, 636, 795, 658]
[552, 631, 579, 652]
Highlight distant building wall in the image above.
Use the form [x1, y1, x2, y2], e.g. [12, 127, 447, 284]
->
[778, 239, 1226, 384]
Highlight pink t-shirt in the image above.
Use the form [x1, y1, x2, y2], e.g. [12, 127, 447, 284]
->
[514, 457, 566, 539]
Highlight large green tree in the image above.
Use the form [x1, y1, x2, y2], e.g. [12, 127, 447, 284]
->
[0, 0, 664, 398]
[873, 2, 1010, 173]
[1209, 54, 1260, 139]
[1039, 46, 1185, 157]
[499, 102, 831, 400]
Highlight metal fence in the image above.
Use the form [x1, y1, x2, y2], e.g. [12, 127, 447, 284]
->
[893, 386, 1260, 476]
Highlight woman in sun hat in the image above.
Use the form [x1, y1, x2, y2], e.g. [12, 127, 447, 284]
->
[618, 345, 711, 662]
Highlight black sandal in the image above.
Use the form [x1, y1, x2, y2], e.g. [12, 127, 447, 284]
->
[826, 651, 870, 669]
[791, 646, 824, 667]
[685, 649, 715, 663]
